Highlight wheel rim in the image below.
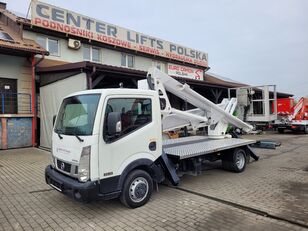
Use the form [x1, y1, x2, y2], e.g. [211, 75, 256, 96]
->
[129, 177, 149, 203]
[235, 151, 245, 169]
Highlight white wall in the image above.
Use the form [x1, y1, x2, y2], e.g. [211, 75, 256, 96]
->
[23, 30, 83, 63]
[23, 31, 167, 72]
[40, 73, 87, 148]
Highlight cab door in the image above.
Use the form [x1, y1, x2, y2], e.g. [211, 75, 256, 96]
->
[98, 95, 161, 185]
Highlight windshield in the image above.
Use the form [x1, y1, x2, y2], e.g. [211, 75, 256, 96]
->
[54, 94, 101, 136]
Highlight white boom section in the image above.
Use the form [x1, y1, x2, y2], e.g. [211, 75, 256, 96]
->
[145, 67, 253, 138]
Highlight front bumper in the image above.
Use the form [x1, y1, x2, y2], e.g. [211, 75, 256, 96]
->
[45, 165, 99, 202]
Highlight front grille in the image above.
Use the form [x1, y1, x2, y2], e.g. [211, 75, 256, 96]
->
[57, 159, 71, 173]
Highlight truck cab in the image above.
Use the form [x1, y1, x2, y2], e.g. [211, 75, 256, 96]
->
[46, 88, 164, 208]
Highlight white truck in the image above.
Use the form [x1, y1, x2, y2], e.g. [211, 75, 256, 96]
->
[45, 68, 258, 208]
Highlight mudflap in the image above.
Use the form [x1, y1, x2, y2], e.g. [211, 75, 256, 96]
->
[229, 131, 260, 161]
[246, 145, 259, 161]
[158, 152, 180, 186]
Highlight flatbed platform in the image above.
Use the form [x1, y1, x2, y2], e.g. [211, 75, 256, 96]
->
[163, 136, 255, 159]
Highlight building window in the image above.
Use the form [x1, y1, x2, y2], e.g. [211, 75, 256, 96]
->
[83, 46, 90, 60]
[36, 37, 46, 49]
[153, 61, 165, 72]
[48, 39, 59, 55]
[92, 47, 100, 62]
[83, 46, 101, 62]
[121, 53, 134, 68]
[0, 32, 14, 42]
[36, 36, 59, 56]
[0, 78, 17, 114]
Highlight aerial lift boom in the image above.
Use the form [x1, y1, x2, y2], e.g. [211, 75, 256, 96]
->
[292, 97, 308, 120]
[142, 67, 253, 138]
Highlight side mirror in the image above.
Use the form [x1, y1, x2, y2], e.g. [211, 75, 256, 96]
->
[52, 115, 56, 126]
[107, 112, 122, 135]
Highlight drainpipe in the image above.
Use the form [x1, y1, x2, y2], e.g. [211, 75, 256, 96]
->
[31, 53, 45, 147]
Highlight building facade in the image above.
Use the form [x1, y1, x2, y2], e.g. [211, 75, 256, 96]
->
[0, 1, 257, 149]
[0, 2, 47, 149]
[0, 1, 292, 149]
[23, 1, 212, 148]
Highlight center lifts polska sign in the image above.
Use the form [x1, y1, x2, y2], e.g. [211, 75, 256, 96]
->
[31, 1, 208, 68]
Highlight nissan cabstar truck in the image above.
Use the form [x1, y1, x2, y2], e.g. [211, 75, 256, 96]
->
[45, 68, 258, 208]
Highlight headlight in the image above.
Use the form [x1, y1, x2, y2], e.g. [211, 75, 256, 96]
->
[78, 146, 91, 182]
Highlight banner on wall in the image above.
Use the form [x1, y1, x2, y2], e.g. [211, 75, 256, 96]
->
[167, 63, 204, 81]
[31, 1, 208, 68]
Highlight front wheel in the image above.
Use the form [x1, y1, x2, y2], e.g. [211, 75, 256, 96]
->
[120, 169, 153, 208]
[222, 148, 247, 173]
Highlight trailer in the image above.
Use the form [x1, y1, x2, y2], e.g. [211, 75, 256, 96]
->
[45, 68, 257, 208]
[228, 85, 277, 130]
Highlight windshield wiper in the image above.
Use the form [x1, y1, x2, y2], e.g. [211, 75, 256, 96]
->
[74, 134, 84, 142]
[54, 129, 63, 140]
[72, 113, 85, 142]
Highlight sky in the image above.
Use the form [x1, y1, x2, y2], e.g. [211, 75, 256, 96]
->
[5, 0, 308, 98]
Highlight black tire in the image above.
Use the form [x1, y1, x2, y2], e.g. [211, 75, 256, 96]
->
[120, 169, 153, 208]
[222, 148, 247, 173]
[246, 152, 251, 164]
[278, 128, 285, 134]
[304, 126, 308, 134]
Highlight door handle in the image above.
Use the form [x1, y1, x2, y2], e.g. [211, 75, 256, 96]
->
[149, 141, 156, 151]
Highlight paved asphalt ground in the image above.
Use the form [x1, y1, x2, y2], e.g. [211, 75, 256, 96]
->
[0, 131, 307, 230]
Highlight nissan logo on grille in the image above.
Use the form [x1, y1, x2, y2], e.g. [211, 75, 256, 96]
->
[60, 162, 65, 170]
[57, 160, 72, 173]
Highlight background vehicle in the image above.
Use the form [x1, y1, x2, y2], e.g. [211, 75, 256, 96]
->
[274, 97, 308, 134]
[228, 85, 277, 130]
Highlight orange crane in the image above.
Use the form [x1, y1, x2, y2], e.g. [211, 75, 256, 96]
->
[292, 97, 308, 120]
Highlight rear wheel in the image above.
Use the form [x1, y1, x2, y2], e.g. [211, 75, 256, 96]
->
[304, 126, 308, 134]
[222, 148, 247, 173]
[120, 169, 153, 208]
[278, 128, 285, 134]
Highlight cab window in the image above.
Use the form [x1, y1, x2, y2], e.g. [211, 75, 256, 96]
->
[104, 98, 152, 142]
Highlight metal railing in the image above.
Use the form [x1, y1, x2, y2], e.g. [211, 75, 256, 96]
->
[0, 93, 31, 114]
